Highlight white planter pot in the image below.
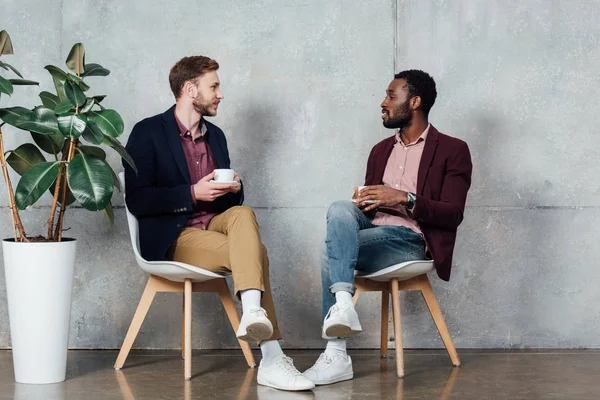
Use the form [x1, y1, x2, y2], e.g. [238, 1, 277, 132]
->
[2, 238, 77, 384]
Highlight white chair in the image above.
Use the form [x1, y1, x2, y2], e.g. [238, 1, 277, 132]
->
[113, 173, 256, 380]
[353, 260, 460, 378]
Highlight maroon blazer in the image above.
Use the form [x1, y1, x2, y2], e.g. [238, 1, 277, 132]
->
[365, 125, 472, 281]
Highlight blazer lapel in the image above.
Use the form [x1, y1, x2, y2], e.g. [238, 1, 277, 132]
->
[162, 106, 191, 183]
[417, 124, 439, 195]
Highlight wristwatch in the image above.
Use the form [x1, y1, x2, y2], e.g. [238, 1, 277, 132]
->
[405, 192, 417, 209]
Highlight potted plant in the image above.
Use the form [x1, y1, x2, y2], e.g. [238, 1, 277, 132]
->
[0, 30, 136, 384]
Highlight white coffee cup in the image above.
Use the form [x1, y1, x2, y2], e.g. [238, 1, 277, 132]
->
[214, 169, 235, 182]
[353, 185, 376, 204]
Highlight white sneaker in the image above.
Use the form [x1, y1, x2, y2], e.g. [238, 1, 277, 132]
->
[322, 303, 362, 339]
[303, 352, 353, 385]
[237, 307, 273, 342]
[257, 356, 316, 391]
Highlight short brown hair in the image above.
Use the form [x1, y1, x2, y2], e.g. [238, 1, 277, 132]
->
[169, 56, 219, 99]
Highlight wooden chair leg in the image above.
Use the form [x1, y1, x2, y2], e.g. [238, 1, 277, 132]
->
[381, 291, 389, 358]
[114, 276, 158, 369]
[181, 295, 185, 359]
[352, 286, 361, 305]
[420, 276, 461, 367]
[184, 279, 192, 380]
[390, 279, 404, 378]
[217, 280, 257, 368]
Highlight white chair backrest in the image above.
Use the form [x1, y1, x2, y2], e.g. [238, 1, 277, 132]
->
[118, 172, 147, 266]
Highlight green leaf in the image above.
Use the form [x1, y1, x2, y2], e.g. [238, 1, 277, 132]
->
[82, 63, 110, 77]
[57, 113, 87, 139]
[106, 161, 121, 192]
[92, 95, 106, 103]
[67, 152, 113, 211]
[31, 131, 65, 155]
[48, 180, 76, 206]
[54, 101, 74, 114]
[0, 75, 13, 96]
[16, 107, 59, 134]
[87, 109, 124, 137]
[0, 30, 14, 55]
[0, 61, 23, 78]
[102, 202, 114, 226]
[79, 145, 106, 160]
[0, 106, 31, 127]
[15, 161, 60, 209]
[103, 134, 137, 174]
[52, 76, 67, 102]
[6, 143, 46, 175]
[67, 73, 90, 91]
[64, 80, 86, 107]
[80, 98, 94, 113]
[81, 124, 104, 145]
[66, 43, 85, 75]
[44, 65, 69, 81]
[39, 91, 60, 109]
[9, 79, 39, 86]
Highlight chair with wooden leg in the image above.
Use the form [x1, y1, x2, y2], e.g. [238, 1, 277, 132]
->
[352, 260, 460, 378]
[113, 173, 256, 380]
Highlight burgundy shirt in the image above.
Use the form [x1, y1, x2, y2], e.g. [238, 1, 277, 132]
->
[175, 112, 217, 229]
[371, 124, 429, 234]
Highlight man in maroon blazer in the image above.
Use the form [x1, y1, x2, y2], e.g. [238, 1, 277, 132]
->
[303, 70, 472, 385]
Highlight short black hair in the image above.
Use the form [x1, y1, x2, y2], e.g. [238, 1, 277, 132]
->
[394, 70, 437, 116]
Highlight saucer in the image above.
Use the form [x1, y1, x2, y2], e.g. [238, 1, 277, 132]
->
[352, 199, 377, 204]
[210, 180, 240, 186]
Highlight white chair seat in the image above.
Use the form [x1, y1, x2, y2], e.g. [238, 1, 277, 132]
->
[118, 172, 226, 283]
[355, 260, 435, 282]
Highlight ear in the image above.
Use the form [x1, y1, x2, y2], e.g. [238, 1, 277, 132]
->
[183, 80, 197, 98]
[410, 96, 422, 111]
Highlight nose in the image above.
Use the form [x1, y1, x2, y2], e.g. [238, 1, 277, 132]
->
[216, 88, 224, 100]
[380, 98, 387, 109]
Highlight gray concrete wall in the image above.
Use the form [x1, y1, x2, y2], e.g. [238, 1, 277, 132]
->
[0, 0, 598, 349]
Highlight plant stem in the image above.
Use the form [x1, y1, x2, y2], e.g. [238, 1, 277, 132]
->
[0, 128, 28, 241]
[55, 138, 77, 241]
[47, 147, 70, 239]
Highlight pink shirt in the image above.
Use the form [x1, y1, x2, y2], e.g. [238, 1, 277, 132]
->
[371, 124, 430, 234]
[175, 113, 217, 229]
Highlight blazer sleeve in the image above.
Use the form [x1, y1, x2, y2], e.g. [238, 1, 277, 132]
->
[123, 122, 195, 217]
[412, 142, 472, 231]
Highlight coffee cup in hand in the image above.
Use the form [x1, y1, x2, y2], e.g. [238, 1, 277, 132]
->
[213, 169, 235, 182]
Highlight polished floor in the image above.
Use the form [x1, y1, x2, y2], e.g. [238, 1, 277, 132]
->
[1, 349, 600, 399]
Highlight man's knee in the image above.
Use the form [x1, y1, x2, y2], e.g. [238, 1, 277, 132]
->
[229, 205, 256, 221]
[327, 200, 356, 219]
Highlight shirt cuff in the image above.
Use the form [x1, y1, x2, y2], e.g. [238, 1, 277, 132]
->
[190, 185, 196, 205]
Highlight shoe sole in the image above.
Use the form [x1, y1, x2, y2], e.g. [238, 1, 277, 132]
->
[237, 322, 273, 342]
[257, 376, 315, 391]
[324, 324, 362, 338]
[312, 372, 354, 386]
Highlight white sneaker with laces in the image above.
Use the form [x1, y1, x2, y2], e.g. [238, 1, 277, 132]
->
[303, 352, 353, 385]
[257, 356, 316, 391]
[236, 307, 273, 342]
[322, 303, 362, 339]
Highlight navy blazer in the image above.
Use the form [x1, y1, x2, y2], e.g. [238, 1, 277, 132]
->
[123, 105, 244, 261]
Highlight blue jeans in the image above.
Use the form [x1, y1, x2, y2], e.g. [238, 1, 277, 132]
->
[321, 200, 426, 321]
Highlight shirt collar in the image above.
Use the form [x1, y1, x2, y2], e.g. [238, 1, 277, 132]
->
[174, 111, 207, 139]
[395, 123, 430, 146]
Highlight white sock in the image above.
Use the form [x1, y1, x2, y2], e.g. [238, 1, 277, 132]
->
[240, 289, 261, 314]
[335, 290, 353, 305]
[260, 340, 285, 367]
[325, 339, 348, 359]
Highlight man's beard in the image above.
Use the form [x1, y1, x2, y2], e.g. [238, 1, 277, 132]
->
[192, 93, 216, 116]
[383, 101, 412, 131]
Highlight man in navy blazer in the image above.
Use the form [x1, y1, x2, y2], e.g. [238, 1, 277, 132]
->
[303, 70, 472, 385]
[123, 56, 314, 391]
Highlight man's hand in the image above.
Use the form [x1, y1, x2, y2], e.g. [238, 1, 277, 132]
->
[229, 172, 242, 194]
[193, 171, 236, 202]
[357, 185, 408, 212]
